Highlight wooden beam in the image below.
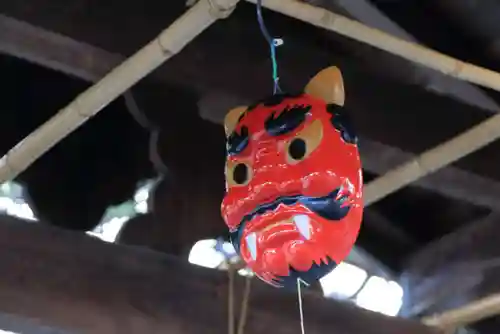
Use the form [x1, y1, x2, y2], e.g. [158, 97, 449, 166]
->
[2, 13, 499, 212]
[0, 13, 217, 96]
[0, 14, 121, 82]
[0, 312, 69, 334]
[401, 212, 500, 332]
[0, 215, 438, 334]
[362, 208, 418, 247]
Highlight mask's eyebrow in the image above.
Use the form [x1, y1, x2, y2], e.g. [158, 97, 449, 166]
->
[227, 125, 250, 156]
[264, 105, 311, 137]
[326, 104, 358, 144]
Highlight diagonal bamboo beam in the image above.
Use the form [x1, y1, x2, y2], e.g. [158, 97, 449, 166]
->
[422, 293, 500, 331]
[307, 0, 499, 114]
[0, 0, 239, 183]
[362, 118, 500, 205]
[249, 0, 500, 91]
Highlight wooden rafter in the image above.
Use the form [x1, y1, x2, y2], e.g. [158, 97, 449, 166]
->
[0, 214, 439, 334]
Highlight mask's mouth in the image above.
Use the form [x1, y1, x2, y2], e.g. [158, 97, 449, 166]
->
[272, 257, 338, 289]
[229, 186, 352, 256]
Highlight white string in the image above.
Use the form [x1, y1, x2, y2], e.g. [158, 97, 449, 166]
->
[297, 278, 306, 334]
[237, 276, 252, 334]
[228, 263, 235, 334]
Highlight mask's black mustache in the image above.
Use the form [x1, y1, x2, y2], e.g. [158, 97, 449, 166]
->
[229, 187, 351, 254]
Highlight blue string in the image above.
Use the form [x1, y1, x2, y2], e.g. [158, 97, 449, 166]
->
[256, 0, 283, 94]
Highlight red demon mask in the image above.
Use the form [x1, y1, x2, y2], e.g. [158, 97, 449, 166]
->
[221, 67, 363, 288]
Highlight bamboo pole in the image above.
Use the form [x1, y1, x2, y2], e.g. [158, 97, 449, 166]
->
[422, 293, 500, 330]
[248, 0, 500, 92]
[0, 0, 239, 183]
[362, 113, 500, 205]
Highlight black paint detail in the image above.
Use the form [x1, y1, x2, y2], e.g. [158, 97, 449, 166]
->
[247, 92, 303, 111]
[233, 163, 249, 185]
[230, 187, 351, 258]
[273, 258, 338, 289]
[229, 229, 241, 255]
[288, 138, 306, 160]
[227, 126, 249, 155]
[230, 233, 337, 289]
[326, 104, 358, 145]
[265, 105, 311, 137]
[237, 111, 246, 123]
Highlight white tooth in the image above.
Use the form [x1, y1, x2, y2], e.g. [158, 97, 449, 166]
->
[294, 215, 311, 240]
[245, 233, 257, 261]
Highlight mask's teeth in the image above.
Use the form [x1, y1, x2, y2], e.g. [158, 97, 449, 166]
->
[337, 179, 354, 201]
[294, 214, 311, 240]
[336, 185, 346, 200]
[245, 232, 258, 261]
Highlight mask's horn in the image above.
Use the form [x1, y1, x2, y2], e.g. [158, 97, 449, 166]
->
[304, 66, 345, 106]
[224, 106, 248, 137]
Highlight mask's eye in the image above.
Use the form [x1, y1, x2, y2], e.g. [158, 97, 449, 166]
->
[226, 160, 252, 187]
[285, 119, 323, 164]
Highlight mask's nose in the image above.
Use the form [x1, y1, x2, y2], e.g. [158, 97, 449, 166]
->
[248, 140, 296, 201]
[251, 140, 284, 183]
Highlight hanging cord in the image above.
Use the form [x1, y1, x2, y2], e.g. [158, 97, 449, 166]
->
[228, 263, 235, 334]
[297, 279, 306, 334]
[256, 0, 283, 94]
[228, 268, 307, 334]
[237, 275, 252, 334]
[227, 262, 253, 334]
